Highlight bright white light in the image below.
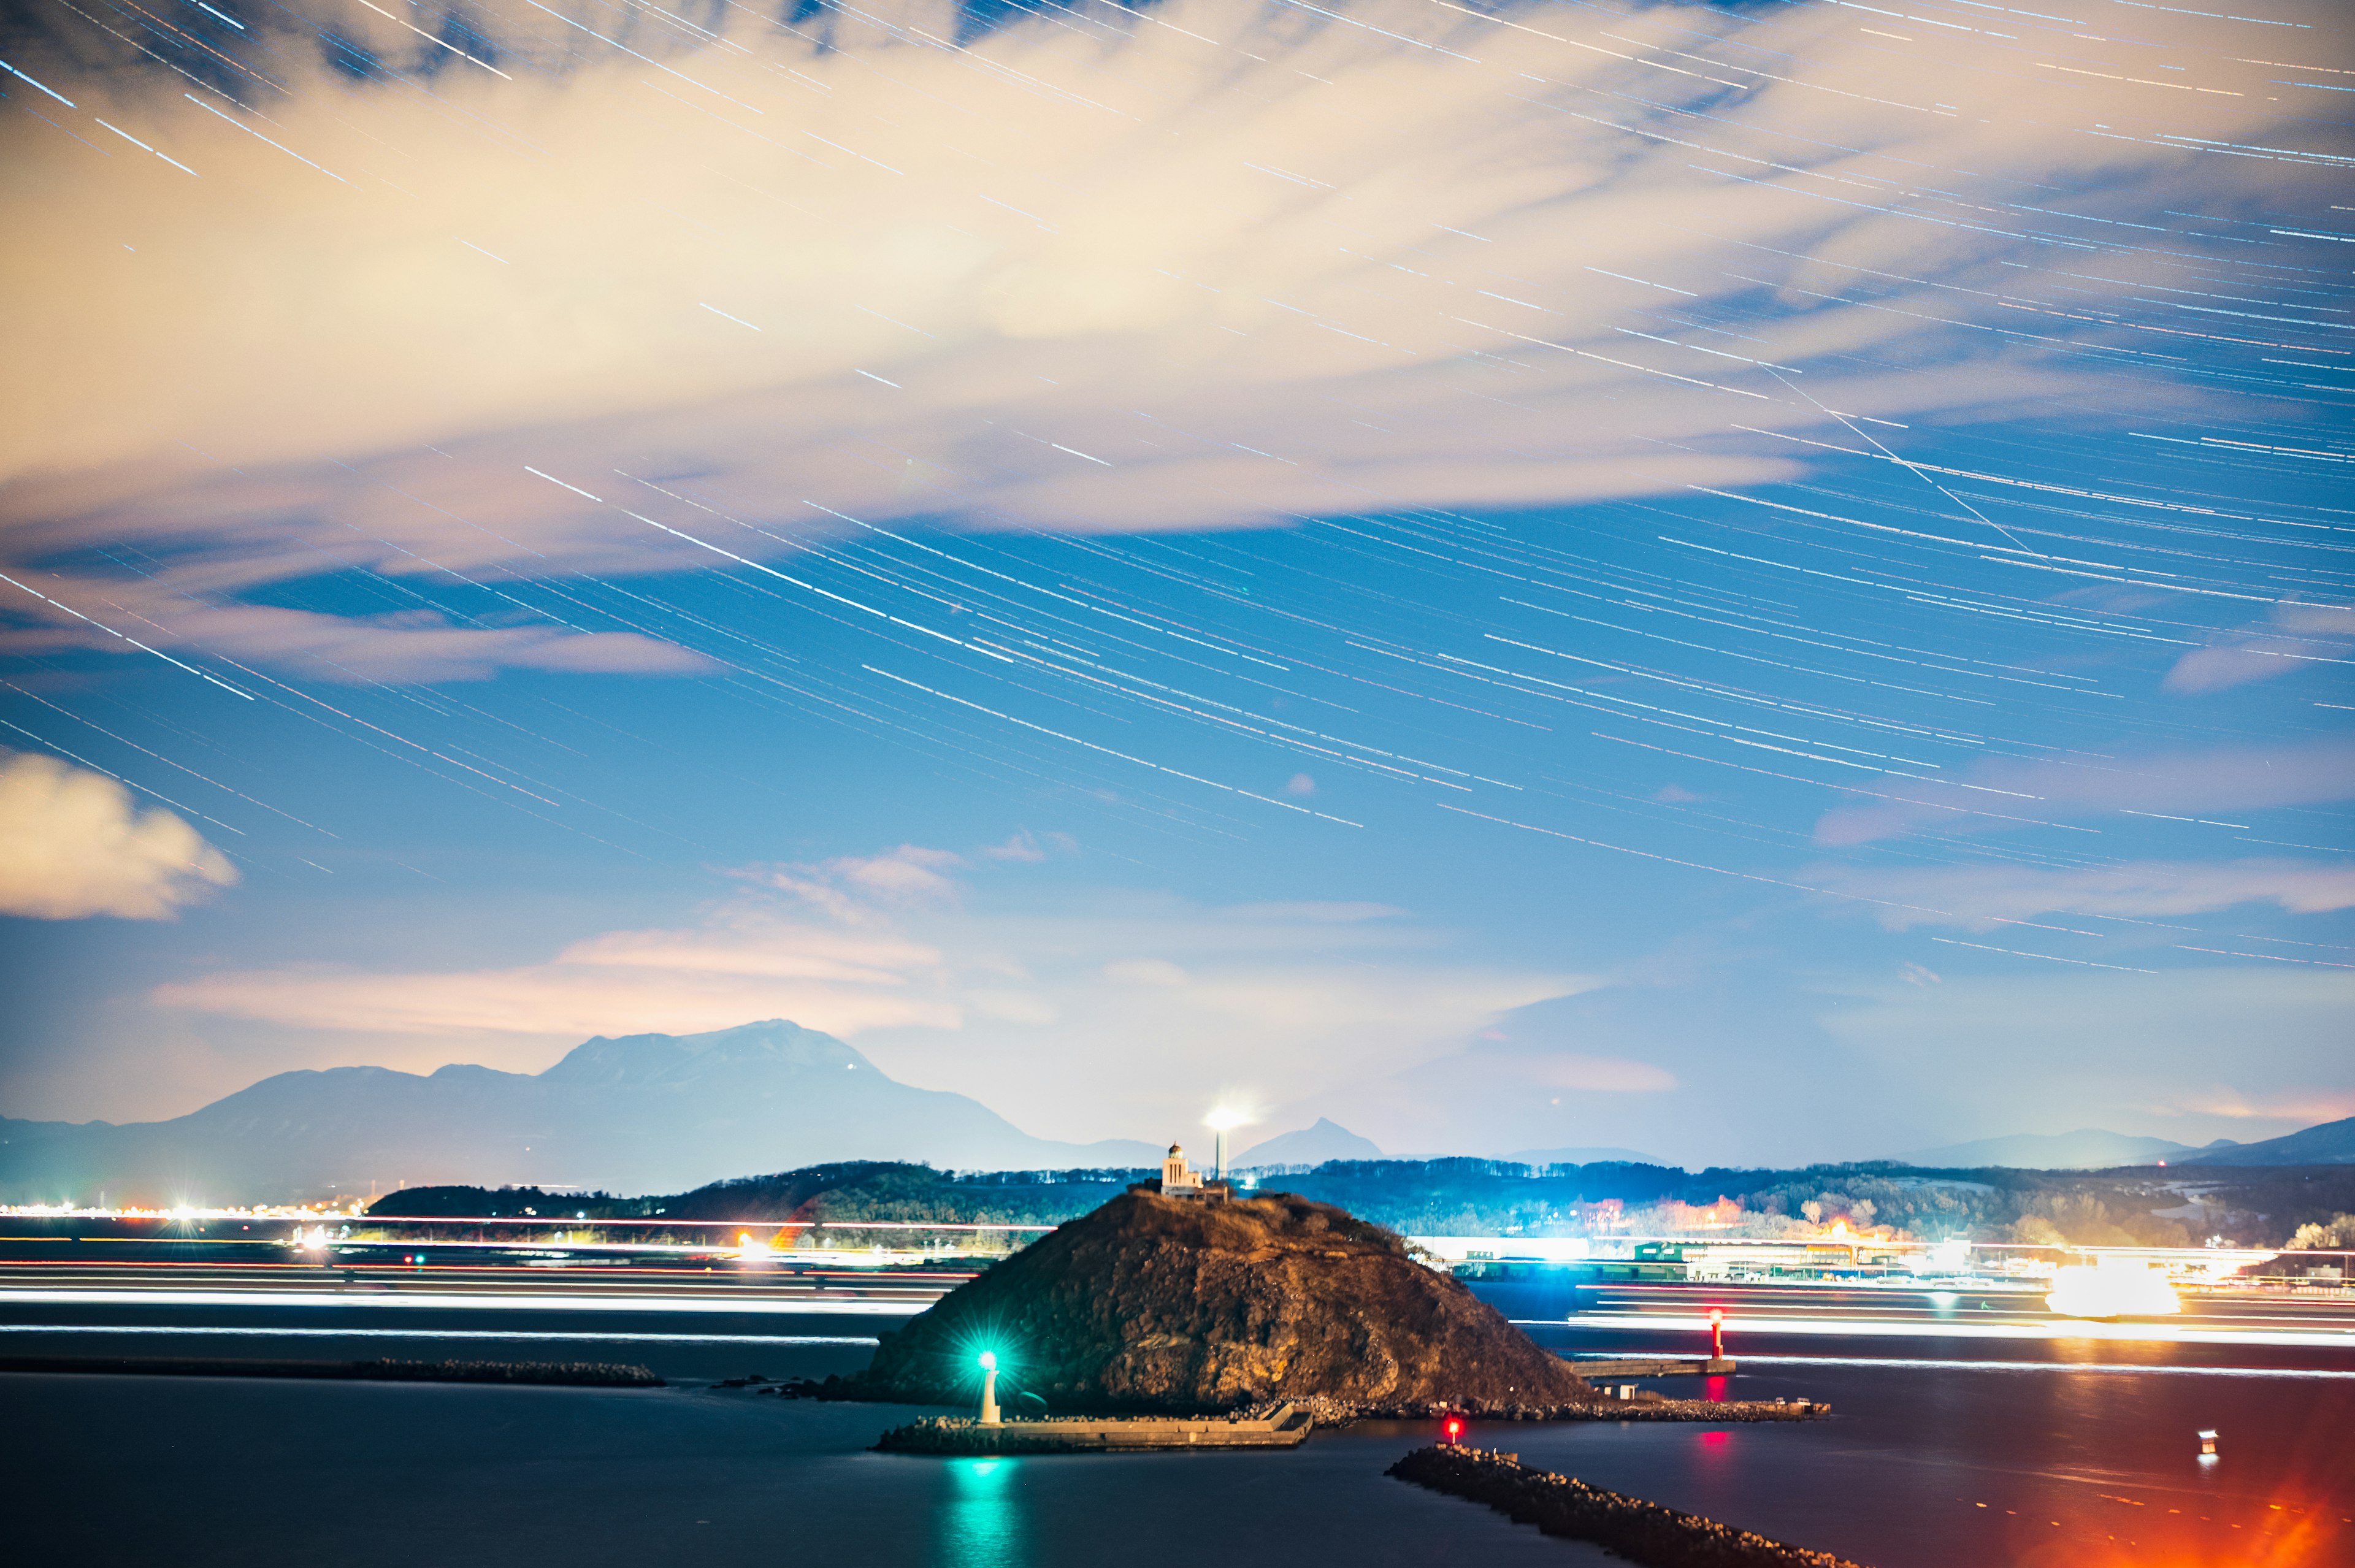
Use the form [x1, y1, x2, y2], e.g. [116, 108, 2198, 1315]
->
[1203, 1104, 1253, 1132]
[2045, 1261, 2180, 1320]
[978, 1350, 997, 1371]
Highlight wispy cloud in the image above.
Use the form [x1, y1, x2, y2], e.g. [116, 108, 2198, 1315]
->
[1816, 966, 2355, 1146]
[0, 751, 237, 919]
[1814, 738, 2355, 846]
[0, 575, 714, 684]
[1810, 858, 2355, 930]
[3, 0, 2334, 678]
[2165, 603, 2355, 695]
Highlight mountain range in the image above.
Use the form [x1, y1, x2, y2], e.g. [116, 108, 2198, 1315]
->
[1891, 1120, 2355, 1171]
[2179, 1115, 2355, 1167]
[0, 1020, 1161, 1205]
[1890, 1129, 2219, 1170]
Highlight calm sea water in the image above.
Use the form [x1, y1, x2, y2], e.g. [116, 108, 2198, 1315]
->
[3, 1312, 2348, 1567]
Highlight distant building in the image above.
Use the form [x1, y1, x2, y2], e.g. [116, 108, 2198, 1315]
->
[1160, 1144, 1228, 1201]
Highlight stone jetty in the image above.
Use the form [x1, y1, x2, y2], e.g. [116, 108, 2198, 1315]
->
[1389, 1445, 1869, 1568]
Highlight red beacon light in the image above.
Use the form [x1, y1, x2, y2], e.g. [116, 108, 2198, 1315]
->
[1708, 1307, 1726, 1361]
[1441, 1414, 1466, 1445]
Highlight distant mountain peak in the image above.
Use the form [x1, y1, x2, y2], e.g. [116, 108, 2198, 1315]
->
[540, 1019, 864, 1086]
[0, 1019, 1158, 1204]
[2178, 1115, 2355, 1167]
[1238, 1117, 1384, 1166]
[1890, 1128, 2192, 1171]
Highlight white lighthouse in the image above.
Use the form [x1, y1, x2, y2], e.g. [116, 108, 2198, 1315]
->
[1162, 1144, 1204, 1195]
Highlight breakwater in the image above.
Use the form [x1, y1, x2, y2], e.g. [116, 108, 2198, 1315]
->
[1367, 1395, 1826, 1421]
[1389, 1445, 1868, 1568]
[0, 1355, 664, 1386]
[878, 1402, 1313, 1454]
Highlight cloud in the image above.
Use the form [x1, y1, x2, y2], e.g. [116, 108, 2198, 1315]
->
[1813, 737, 2355, 845]
[1817, 966, 2355, 1145]
[1522, 1054, 1679, 1095]
[12, 584, 711, 684]
[155, 911, 961, 1041]
[1810, 859, 2355, 930]
[1217, 901, 1403, 924]
[2164, 603, 2355, 695]
[149, 842, 1583, 1136]
[0, 751, 237, 919]
[731, 844, 968, 921]
[981, 830, 1070, 863]
[2160, 1089, 2355, 1126]
[3, 0, 2336, 678]
[1102, 958, 1192, 988]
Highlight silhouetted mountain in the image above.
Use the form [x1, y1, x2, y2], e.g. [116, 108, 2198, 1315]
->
[1888, 1129, 2198, 1170]
[2178, 1116, 2355, 1166]
[1238, 1118, 1382, 1166]
[0, 1020, 1160, 1204]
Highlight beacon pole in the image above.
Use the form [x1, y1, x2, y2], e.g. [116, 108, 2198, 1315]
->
[1709, 1309, 1725, 1361]
[978, 1351, 1001, 1426]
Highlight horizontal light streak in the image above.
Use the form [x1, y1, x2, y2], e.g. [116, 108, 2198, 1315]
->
[1545, 1312, 2355, 1348]
[1734, 1353, 2355, 1380]
[1, 1211, 1054, 1232]
[0, 1288, 927, 1315]
[0, 1323, 878, 1346]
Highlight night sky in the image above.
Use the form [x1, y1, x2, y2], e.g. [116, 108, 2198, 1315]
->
[1, 0, 2348, 1167]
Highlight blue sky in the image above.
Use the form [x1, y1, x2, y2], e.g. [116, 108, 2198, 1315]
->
[1, 0, 2348, 1167]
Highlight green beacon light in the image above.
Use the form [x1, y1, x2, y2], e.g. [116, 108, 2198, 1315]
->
[978, 1351, 1002, 1426]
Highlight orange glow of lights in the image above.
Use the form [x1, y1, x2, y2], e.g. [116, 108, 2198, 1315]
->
[2045, 1261, 2180, 1320]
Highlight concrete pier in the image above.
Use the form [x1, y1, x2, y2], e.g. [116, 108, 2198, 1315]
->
[1564, 1356, 1736, 1377]
[878, 1402, 1314, 1455]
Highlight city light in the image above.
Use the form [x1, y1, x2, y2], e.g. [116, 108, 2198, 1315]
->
[2046, 1261, 2181, 1320]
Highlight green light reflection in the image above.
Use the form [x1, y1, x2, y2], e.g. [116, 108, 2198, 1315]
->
[935, 1455, 1028, 1568]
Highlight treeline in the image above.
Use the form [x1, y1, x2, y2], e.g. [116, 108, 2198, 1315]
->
[367, 1159, 2355, 1249]
[367, 1163, 1152, 1228]
[1276, 1160, 2355, 1249]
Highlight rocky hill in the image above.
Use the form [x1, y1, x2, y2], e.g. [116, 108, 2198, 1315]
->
[856, 1187, 1597, 1415]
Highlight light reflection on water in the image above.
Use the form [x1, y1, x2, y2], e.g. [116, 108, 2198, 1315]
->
[939, 1458, 1028, 1568]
